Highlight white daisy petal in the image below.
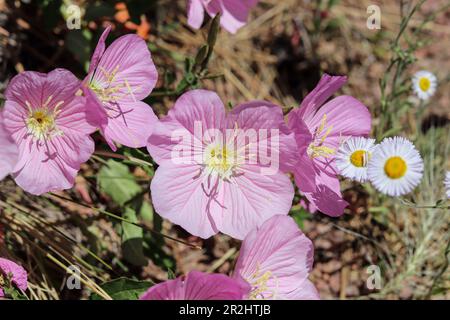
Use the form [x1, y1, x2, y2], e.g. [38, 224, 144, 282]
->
[445, 171, 450, 199]
[412, 70, 437, 101]
[335, 137, 377, 182]
[367, 137, 424, 197]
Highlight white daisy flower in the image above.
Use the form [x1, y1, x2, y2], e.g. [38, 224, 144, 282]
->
[412, 70, 437, 101]
[367, 137, 423, 197]
[335, 137, 377, 182]
[445, 171, 450, 199]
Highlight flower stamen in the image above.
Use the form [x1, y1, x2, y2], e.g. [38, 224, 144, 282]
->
[246, 265, 277, 300]
[307, 114, 336, 159]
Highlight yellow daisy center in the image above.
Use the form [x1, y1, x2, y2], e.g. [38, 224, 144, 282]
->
[384, 156, 407, 179]
[419, 77, 431, 92]
[350, 150, 369, 167]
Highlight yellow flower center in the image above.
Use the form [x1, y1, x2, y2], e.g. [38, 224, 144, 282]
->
[419, 77, 431, 92]
[205, 144, 237, 180]
[350, 150, 369, 167]
[384, 156, 407, 179]
[25, 97, 63, 140]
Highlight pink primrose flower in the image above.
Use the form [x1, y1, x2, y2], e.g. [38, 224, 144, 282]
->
[83, 26, 158, 151]
[233, 215, 319, 300]
[0, 257, 28, 297]
[3, 69, 96, 195]
[147, 89, 297, 239]
[287, 74, 371, 217]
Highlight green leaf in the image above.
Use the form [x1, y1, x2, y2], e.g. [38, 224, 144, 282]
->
[290, 208, 310, 229]
[98, 160, 149, 266]
[167, 268, 176, 280]
[195, 45, 209, 67]
[121, 204, 147, 266]
[98, 160, 142, 206]
[207, 14, 220, 49]
[91, 278, 153, 300]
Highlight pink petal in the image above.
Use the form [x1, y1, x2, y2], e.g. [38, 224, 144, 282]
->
[140, 271, 250, 300]
[56, 96, 97, 134]
[287, 110, 316, 193]
[0, 112, 18, 180]
[0, 257, 28, 292]
[5, 69, 82, 112]
[87, 26, 112, 77]
[228, 100, 298, 174]
[234, 215, 319, 300]
[82, 86, 108, 128]
[307, 95, 371, 148]
[102, 101, 158, 149]
[304, 170, 348, 217]
[298, 74, 347, 123]
[187, 0, 205, 29]
[205, 0, 258, 33]
[150, 163, 221, 239]
[219, 165, 294, 240]
[11, 133, 94, 196]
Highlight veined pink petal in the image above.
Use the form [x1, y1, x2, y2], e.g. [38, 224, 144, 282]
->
[0, 112, 18, 180]
[187, 0, 205, 29]
[150, 163, 221, 239]
[229, 100, 298, 174]
[81, 85, 108, 128]
[234, 215, 319, 300]
[5, 69, 82, 111]
[307, 95, 372, 147]
[201, 0, 259, 34]
[102, 101, 158, 149]
[219, 165, 294, 240]
[287, 110, 316, 193]
[298, 74, 347, 123]
[140, 271, 250, 300]
[87, 26, 112, 77]
[0, 257, 28, 297]
[304, 170, 348, 217]
[11, 132, 94, 196]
